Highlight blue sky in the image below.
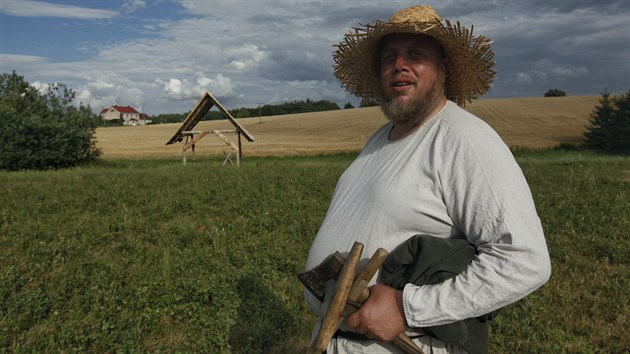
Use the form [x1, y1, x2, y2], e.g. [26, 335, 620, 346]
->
[1, 0, 629, 115]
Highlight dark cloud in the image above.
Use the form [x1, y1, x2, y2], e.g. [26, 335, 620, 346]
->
[258, 49, 334, 83]
[462, 0, 630, 97]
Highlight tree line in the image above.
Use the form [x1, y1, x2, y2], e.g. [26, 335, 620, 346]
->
[150, 99, 342, 124]
[1, 70, 628, 170]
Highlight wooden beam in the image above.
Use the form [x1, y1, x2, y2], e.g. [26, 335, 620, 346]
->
[183, 131, 210, 151]
[166, 91, 255, 145]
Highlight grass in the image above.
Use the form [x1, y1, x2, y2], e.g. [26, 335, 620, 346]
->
[0, 149, 628, 353]
[489, 149, 629, 353]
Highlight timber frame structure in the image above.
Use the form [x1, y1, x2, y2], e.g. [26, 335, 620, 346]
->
[166, 91, 254, 166]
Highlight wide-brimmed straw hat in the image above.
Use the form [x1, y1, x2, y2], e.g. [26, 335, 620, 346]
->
[333, 5, 496, 106]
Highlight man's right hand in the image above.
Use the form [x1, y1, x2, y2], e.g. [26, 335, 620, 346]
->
[346, 284, 407, 342]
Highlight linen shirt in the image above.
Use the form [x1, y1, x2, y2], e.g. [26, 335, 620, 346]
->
[305, 100, 551, 350]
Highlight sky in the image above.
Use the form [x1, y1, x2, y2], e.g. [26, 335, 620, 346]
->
[1, 0, 629, 115]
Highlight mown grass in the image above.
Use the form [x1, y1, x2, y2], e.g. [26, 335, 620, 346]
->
[0, 150, 628, 353]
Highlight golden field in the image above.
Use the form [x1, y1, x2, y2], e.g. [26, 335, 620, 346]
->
[96, 96, 600, 159]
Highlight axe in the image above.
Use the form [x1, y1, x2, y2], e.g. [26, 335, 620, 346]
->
[299, 242, 424, 354]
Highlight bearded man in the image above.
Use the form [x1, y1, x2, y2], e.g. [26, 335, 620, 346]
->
[304, 5, 551, 354]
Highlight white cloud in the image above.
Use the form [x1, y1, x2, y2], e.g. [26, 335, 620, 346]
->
[515, 73, 533, 85]
[551, 66, 589, 77]
[507, 70, 548, 86]
[72, 78, 147, 110]
[88, 81, 116, 92]
[0, 54, 47, 65]
[77, 89, 93, 104]
[121, 0, 146, 13]
[226, 44, 267, 72]
[164, 78, 184, 97]
[163, 74, 235, 101]
[30, 81, 48, 93]
[0, 1, 118, 19]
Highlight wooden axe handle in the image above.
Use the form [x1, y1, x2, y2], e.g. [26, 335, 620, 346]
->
[348, 248, 388, 302]
[307, 241, 363, 354]
[393, 335, 426, 354]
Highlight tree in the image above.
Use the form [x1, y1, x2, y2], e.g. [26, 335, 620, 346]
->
[544, 88, 566, 97]
[584, 90, 630, 153]
[233, 107, 250, 118]
[148, 113, 185, 124]
[343, 102, 354, 109]
[359, 98, 380, 107]
[0, 71, 101, 170]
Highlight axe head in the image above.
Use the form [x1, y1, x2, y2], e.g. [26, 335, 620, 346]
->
[298, 251, 345, 302]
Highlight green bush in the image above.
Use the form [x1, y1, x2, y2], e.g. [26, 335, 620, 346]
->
[0, 71, 101, 170]
[584, 90, 630, 153]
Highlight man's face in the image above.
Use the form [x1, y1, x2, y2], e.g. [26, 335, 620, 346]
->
[378, 33, 447, 125]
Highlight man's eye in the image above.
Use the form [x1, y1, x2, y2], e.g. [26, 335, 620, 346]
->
[382, 53, 396, 64]
[410, 51, 425, 59]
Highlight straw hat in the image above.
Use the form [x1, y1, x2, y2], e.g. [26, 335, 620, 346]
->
[333, 5, 496, 106]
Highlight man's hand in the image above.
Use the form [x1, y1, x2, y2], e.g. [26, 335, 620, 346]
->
[345, 284, 407, 342]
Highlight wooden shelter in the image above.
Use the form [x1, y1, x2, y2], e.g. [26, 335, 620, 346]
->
[166, 91, 254, 166]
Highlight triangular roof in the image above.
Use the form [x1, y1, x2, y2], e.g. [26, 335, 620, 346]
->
[166, 91, 255, 145]
[101, 105, 140, 114]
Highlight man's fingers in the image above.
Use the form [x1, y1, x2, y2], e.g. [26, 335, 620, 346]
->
[346, 311, 359, 329]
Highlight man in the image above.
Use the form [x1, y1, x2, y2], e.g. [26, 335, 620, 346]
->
[304, 5, 551, 353]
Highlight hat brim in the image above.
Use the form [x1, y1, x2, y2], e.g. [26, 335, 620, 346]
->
[333, 18, 496, 106]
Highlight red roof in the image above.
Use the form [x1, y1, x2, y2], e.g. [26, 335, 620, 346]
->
[101, 105, 140, 114]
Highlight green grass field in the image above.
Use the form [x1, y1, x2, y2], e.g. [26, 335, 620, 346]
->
[1, 149, 628, 353]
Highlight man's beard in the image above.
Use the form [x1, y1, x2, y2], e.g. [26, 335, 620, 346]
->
[379, 78, 445, 126]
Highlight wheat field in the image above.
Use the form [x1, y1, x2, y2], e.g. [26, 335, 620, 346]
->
[96, 96, 600, 159]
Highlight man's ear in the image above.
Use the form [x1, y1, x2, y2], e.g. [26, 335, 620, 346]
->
[439, 57, 448, 76]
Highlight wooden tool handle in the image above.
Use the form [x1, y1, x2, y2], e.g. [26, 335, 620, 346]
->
[393, 334, 425, 354]
[344, 248, 424, 354]
[307, 241, 364, 354]
[342, 247, 388, 318]
[348, 248, 388, 302]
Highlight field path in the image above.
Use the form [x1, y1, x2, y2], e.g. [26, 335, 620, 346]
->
[96, 96, 599, 159]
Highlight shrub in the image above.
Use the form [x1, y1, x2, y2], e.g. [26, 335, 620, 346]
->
[0, 71, 101, 170]
[544, 88, 567, 97]
[584, 90, 630, 153]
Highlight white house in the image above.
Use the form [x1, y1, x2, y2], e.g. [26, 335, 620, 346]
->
[100, 105, 152, 126]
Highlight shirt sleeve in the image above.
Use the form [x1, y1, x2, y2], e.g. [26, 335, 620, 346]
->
[401, 117, 551, 327]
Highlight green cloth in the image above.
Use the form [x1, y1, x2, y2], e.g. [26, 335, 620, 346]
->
[380, 235, 500, 354]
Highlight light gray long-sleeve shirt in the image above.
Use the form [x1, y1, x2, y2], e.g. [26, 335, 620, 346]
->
[305, 101, 551, 345]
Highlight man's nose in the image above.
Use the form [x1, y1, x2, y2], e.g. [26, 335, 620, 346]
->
[393, 55, 409, 71]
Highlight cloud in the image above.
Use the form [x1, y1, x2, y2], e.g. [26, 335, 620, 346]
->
[75, 79, 146, 110]
[2, 1, 628, 113]
[515, 73, 534, 85]
[0, 1, 118, 19]
[0, 54, 47, 65]
[551, 66, 589, 78]
[163, 74, 235, 101]
[30, 81, 48, 93]
[121, 0, 146, 13]
[509, 71, 548, 86]
[225, 44, 267, 72]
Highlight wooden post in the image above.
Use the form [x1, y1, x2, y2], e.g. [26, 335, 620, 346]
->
[182, 136, 188, 165]
[237, 130, 242, 167]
